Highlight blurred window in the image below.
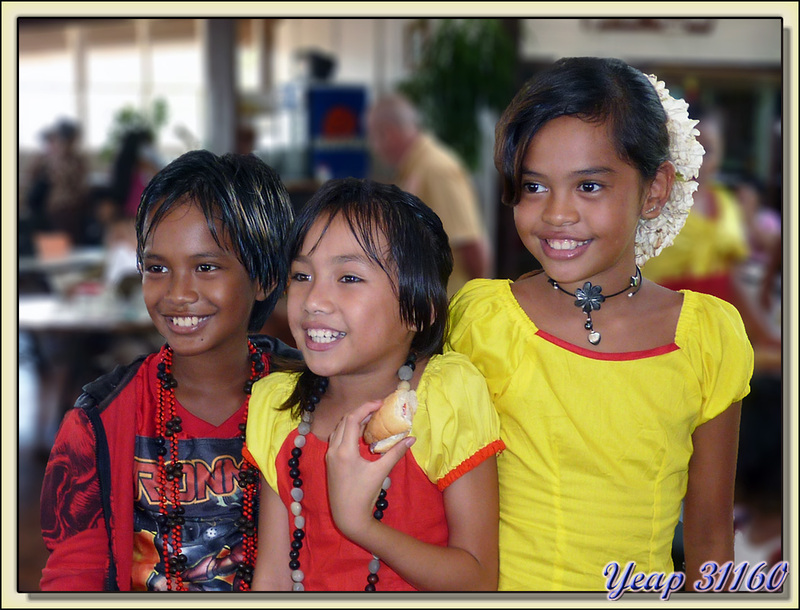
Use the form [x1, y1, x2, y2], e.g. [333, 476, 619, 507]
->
[19, 20, 205, 155]
[18, 53, 76, 150]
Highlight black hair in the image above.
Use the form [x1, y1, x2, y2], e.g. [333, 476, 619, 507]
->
[280, 178, 453, 417]
[495, 56, 670, 206]
[135, 149, 294, 331]
[111, 127, 154, 210]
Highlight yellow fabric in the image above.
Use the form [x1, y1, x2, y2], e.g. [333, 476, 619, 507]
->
[246, 351, 502, 492]
[642, 183, 749, 283]
[446, 279, 754, 591]
[397, 133, 486, 296]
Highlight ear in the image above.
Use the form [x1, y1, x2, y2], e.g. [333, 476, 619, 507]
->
[254, 280, 276, 302]
[641, 161, 675, 220]
[402, 306, 434, 334]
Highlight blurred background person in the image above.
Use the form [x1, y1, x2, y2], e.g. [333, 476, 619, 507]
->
[641, 109, 748, 301]
[641, 108, 781, 364]
[24, 119, 91, 247]
[367, 93, 492, 295]
[103, 127, 164, 223]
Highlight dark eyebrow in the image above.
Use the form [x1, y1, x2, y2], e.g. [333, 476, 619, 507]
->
[293, 253, 373, 266]
[142, 250, 230, 262]
[572, 167, 615, 177]
[333, 254, 373, 265]
[521, 167, 616, 179]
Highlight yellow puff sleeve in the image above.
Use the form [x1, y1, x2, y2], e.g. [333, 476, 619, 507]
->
[245, 372, 300, 492]
[410, 352, 504, 490]
[676, 290, 755, 427]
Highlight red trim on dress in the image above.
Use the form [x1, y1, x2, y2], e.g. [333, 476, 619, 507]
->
[437, 439, 506, 491]
[535, 329, 679, 361]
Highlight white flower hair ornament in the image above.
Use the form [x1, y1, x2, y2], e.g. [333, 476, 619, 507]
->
[634, 74, 706, 267]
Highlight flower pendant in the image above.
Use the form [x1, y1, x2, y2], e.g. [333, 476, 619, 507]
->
[573, 282, 605, 314]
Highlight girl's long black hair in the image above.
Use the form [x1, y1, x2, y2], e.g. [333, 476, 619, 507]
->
[280, 178, 453, 417]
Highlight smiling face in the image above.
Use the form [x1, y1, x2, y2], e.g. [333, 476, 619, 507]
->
[141, 200, 265, 360]
[287, 214, 415, 384]
[513, 115, 654, 292]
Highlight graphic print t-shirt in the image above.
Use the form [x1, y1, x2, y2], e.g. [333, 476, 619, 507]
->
[133, 395, 255, 591]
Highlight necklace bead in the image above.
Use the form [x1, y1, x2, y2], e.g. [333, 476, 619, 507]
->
[155, 340, 265, 591]
[288, 356, 414, 591]
[547, 267, 642, 345]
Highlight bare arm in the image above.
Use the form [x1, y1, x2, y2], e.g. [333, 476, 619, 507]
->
[326, 402, 499, 590]
[683, 401, 742, 590]
[251, 475, 293, 591]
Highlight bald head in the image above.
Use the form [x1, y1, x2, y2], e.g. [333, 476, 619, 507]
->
[370, 94, 420, 129]
[367, 94, 421, 167]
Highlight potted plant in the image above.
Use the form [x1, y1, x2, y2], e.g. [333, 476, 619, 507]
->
[398, 19, 515, 171]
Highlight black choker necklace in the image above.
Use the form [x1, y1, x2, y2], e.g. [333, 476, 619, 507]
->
[547, 267, 642, 345]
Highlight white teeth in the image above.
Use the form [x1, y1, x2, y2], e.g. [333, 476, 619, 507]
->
[307, 328, 345, 343]
[547, 239, 589, 251]
[171, 316, 206, 327]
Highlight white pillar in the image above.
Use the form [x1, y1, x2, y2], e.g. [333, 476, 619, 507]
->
[201, 18, 237, 154]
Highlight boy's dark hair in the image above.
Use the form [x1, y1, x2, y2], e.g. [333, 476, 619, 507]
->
[495, 56, 670, 206]
[281, 178, 453, 417]
[135, 149, 294, 331]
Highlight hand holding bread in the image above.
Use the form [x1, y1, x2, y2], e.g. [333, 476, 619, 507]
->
[363, 388, 417, 453]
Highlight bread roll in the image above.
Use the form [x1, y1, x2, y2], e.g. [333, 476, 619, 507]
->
[363, 389, 417, 453]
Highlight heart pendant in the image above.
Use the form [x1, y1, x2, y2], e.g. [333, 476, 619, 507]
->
[588, 331, 601, 345]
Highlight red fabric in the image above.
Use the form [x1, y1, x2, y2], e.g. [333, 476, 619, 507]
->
[40, 344, 272, 591]
[124, 171, 148, 218]
[131, 381, 253, 591]
[658, 272, 735, 305]
[276, 429, 450, 591]
[40, 354, 147, 590]
[437, 439, 505, 491]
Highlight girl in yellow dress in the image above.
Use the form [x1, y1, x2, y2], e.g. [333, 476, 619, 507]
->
[447, 57, 754, 592]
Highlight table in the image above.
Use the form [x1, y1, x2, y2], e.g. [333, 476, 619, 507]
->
[19, 293, 154, 333]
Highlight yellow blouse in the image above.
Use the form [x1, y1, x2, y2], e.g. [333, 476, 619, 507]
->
[447, 279, 753, 591]
[246, 351, 503, 494]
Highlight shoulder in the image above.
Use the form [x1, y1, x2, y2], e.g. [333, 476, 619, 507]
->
[246, 372, 300, 479]
[412, 134, 467, 176]
[678, 290, 754, 381]
[448, 278, 516, 344]
[249, 334, 303, 362]
[450, 278, 511, 314]
[679, 290, 751, 346]
[678, 291, 755, 423]
[74, 352, 154, 413]
[418, 353, 495, 420]
[422, 351, 483, 381]
[251, 371, 300, 407]
[249, 372, 301, 434]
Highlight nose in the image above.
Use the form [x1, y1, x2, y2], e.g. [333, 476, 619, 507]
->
[166, 270, 199, 305]
[541, 190, 579, 227]
[301, 277, 333, 315]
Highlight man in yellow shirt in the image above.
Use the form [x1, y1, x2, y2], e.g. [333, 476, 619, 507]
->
[367, 94, 491, 295]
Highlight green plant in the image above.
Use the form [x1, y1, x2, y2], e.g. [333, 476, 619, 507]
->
[398, 19, 515, 171]
[101, 98, 168, 161]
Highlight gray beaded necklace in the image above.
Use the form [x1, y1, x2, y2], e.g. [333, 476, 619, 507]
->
[287, 354, 417, 591]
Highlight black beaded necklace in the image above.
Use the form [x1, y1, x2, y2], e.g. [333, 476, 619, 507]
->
[155, 341, 264, 591]
[546, 267, 642, 345]
[287, 354, 417, 592]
